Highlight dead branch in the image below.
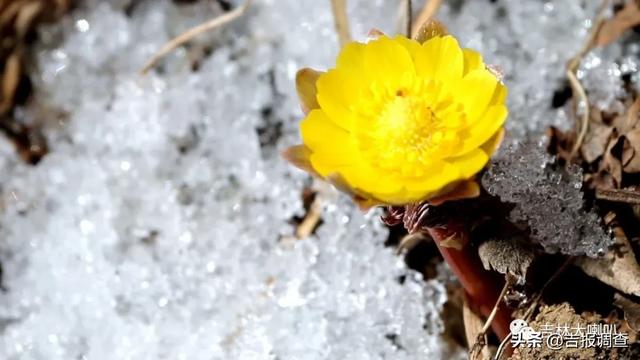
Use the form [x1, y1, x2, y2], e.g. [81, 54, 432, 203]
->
[595, 188, 640, 205]
[568, 0, 610, 158]
[330, 0, 351, 47]
[406, 0, 412, 38]
[295, 195, 323, 239]
[140, 0, 252, 75]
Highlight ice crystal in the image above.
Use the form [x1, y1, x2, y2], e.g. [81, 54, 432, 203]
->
[482, 141, 612, 257]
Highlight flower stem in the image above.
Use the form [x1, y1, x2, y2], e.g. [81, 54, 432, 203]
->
[426, 220, 511, 340]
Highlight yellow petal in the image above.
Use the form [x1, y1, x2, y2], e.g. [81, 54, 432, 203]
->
[301, 109, 349, 152]
[462, 48, 484, 75]
[364, 36, 415, 87]
[301, 110, 361, 176]
[316, 69, 361, 131]
[309, 153, 358, 176]
[403, 160, 457, 193]
[453, 105, 508, 157]
[446, 147, 489, 178]
[325, 172, 384, 210]
[336, 41, 366, 72]
[455, 69, 500, 120]
[490, 81, 508, 106]
[295, 68, 322, 114]
[480, 127, 505, 156]
[375, 191, 413, 205]
[415, 35, 464, 83]
[341, 163, 403, 196]
[428, 180, 480, 206]
[393, 35, 422, 59]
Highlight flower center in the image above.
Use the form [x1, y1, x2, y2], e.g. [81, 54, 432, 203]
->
[357, 88, 466, 177]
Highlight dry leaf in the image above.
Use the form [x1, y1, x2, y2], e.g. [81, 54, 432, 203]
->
[602, 135, 624, 187]
[546, 126, 574, 163]
[581, 120, 613, 163]
[577, 227, 640, 297]
[614, 293, 640, 332]
[621, 96, 640, 133]
[623, 128, 640, 172]
[597, 1, 640, 47]
[396, 232, 428, 254]
[0, 0, 71, 161]
[15, 1, 43, 39]
[0, 51, 21, 115]
[463, 297, 491, 360]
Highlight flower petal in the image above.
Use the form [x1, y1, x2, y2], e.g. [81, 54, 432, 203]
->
[490, 80, 508, 106]
[415, 35, 464, 83]
[301, 110, 361, 176]
[446, 147, 489, 178]
[393, 35, 422, 59]
[281, 145, 320, 177]
[462, 48, 484, 75]
[336, 41, 366, 72]
[295, 68, 322, 114]
[402, 160, 457, 193]
[453, 105, 508, 157]
[301, 109, 348, 146]
[428, 180, 480, 206]
[325, 172, 385, 210]
[316, 69, 361, 131]
[480, 127, 505, 156]
[341, 163, 403, 196]
[364, 36, 415, 87]
[455, 69, 500, 120]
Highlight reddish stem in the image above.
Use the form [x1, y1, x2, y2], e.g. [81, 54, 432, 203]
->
[426, 220, 511, 340]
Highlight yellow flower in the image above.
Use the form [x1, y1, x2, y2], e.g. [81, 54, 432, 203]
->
[284, 27, 507, 208]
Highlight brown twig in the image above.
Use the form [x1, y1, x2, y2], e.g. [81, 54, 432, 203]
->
[411, 0, 442, 37]
[596, 188, 640, 205]
[330, 0, 351, 47]
[295, 195, 323, 239]
[494, 333, 512, 360]
[140, 0, 252, 75]
[568, 0, 610, 158]
[406, 0, 412, 38]
[469, 278, 511, 358]
[481, 278, 511, 334]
